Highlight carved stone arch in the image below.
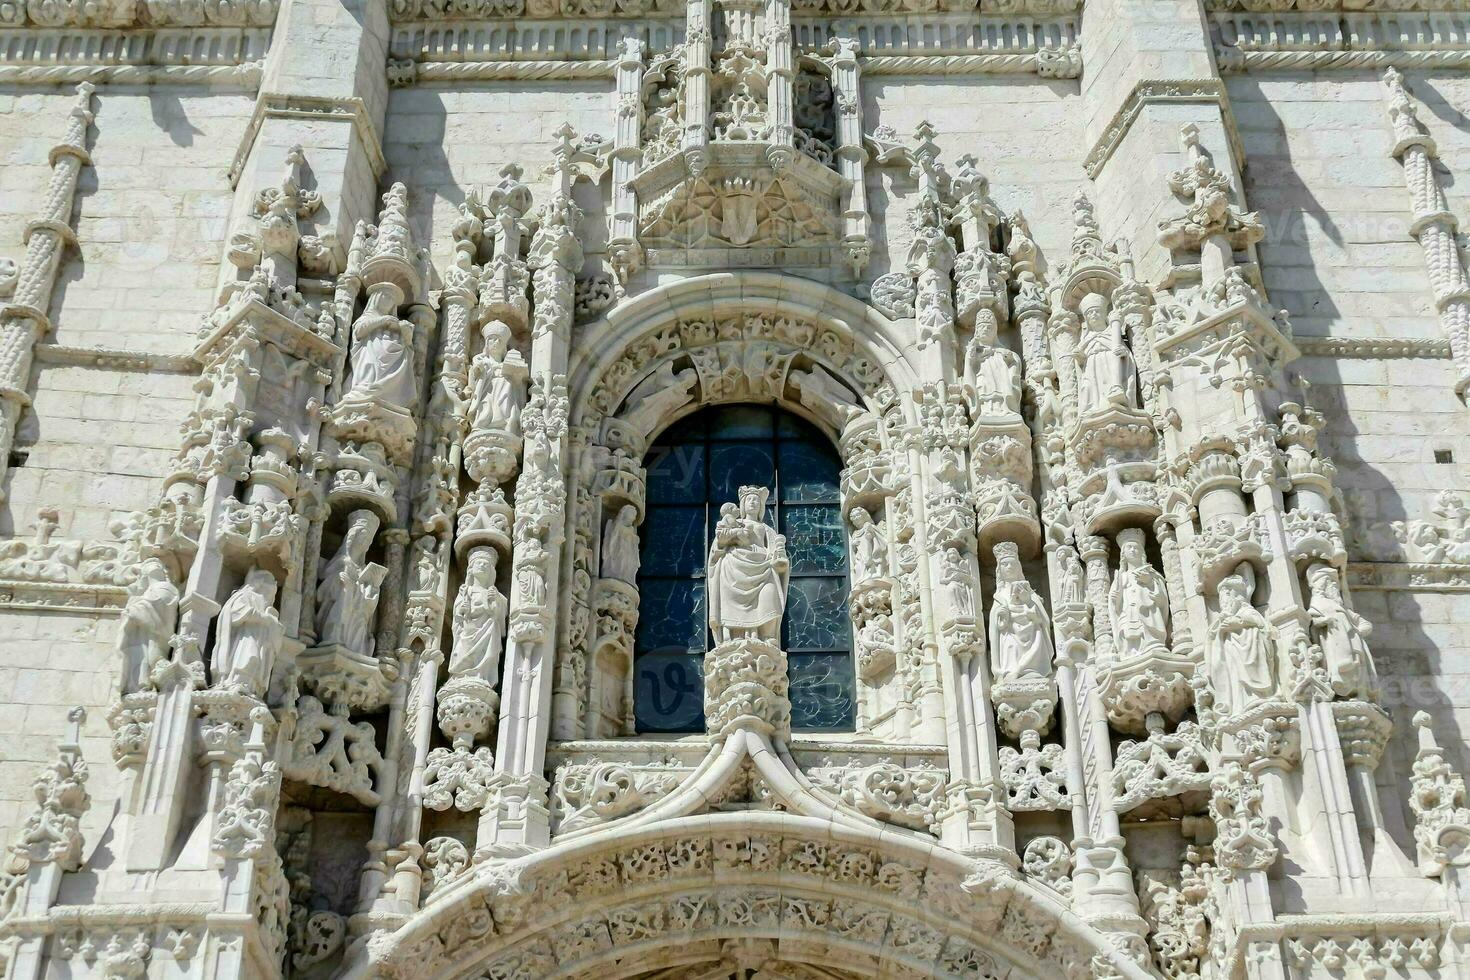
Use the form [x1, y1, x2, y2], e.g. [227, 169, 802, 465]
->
[569, 271, 918, 443]
[554, 273, 918, 740]
[348, 811, 1153, 980]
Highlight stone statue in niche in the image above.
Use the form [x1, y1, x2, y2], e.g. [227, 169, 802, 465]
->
[315, 509, 387, 657]
[1075, 293, 1137, 416]
[517, 535, 549, 608]
[601, 505, 641, 584]
[117, 557, 179, 693]
[467, 321, 527, 435]
[1207, 565, 1277, 716]
[345, 290, 417, 409]
[1056, 545, 1085, 607]
[213, 568, 284, 697]
[988, 542, 1054, 682]
[964, 318, 1022, 419]
[1306, 562, 1377, 699]
[708, 485, 789, 643]
[940, 546, 975, 622]
[448, 549, 508, 686]
[621, 362, 699, 442]
[848, 506, 887, 583]
[1109, 527, 1170, 659]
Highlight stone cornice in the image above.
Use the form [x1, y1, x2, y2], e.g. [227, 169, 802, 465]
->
[0, 25, 267, 81]
[389, 12, 1078, 74]
[1084, 79, 1245, 180]
[0, 62, 262, 86]
[1295, 335, 1453, 359]
[34, 343, 200, 373]
[1348, 561, 1470, 592]
[0, 580, 129, 615]
[1212, 9, 1470, 73]
[389, 0, 1077, 21]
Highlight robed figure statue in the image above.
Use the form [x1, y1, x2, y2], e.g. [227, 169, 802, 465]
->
[213, 568, 284, 698]
[708, 485, 789, 643]
[989, 542, 1055, 683]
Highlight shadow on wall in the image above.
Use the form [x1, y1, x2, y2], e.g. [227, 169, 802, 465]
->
[150, 90, 205, 149]
[1229, 76, 1470, 850]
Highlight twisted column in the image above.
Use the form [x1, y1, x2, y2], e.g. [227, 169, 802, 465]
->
[0, 82, 94, 494]
[1383, 68, 1470, 396]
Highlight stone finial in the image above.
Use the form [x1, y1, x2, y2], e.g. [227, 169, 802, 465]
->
[1384, 67, 1434, 157]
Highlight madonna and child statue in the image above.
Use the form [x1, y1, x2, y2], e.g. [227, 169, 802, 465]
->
[704, 485, 793, 738]
[708, 485, 790, 643]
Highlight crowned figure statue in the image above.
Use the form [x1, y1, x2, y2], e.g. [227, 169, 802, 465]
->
[707, 486, 789, 644]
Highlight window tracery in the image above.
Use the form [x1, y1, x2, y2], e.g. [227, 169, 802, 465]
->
[636, 404, 855, 733]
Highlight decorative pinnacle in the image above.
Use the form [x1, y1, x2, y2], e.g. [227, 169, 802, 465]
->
[1383, 67, 1434, 157]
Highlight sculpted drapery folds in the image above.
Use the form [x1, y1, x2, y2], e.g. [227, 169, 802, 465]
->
[1108, 527, 1169, 661]
[1205, 565, 1278, 717]
[448, 548, 508, 686]
[708, 485, 790, 644]
[988, 541, 1054, 684]
[315, 509, 387, 659]
[1306, 562, 1377, 700]
[213, 568, 285, 698]
[116, 556, 180, 694]
[345, 290, 417, 410]
[1074, 292, 1138, 416]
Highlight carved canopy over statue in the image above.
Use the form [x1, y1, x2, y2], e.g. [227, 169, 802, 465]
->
[708, 485, 789, 644]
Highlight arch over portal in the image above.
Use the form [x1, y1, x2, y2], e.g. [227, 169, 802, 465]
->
[347, 810, 1152, 980]
[567, 271, 920, 446]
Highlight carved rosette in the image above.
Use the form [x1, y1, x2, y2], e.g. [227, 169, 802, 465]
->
[704, 637, 791, 741]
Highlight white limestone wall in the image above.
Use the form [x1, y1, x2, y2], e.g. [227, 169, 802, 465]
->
[0, 87, 251, 852]
[861, 74, 1085, 279]
[383, 81, 613, 273]
[1230, 71, 1470, 774]
[0, 88, 252, 540]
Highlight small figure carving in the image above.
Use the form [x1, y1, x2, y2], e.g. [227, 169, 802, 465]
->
[940, 546, 975, 621]
[708, 486, 789, 643]
[989, 542, 1054, 682]
[621, 363, 698, 441]
[1306, 563, 1377, 700]
[601, 504, 641, 584]
[344, 290, 417, 408]
[448, 549, 508, 686]
[1075, 293, 1137, 416]
[467, 321, 528, 435]
[1109, 528, 1170, 659]
[1207, 566, 1277, 716]
[315, 510, 387, 658]
[116, 557, 179, 694]
[848, 506, 887, 583]
[213, 568, 284, 697]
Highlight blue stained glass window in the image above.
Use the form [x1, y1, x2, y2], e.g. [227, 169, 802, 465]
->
[635, 404, 855, 733]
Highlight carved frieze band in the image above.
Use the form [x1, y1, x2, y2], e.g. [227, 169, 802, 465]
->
[1295, 336, 1452, 359]
[389, 14, 1077, 77]
[1348, 562, 1470, 592]
[1212, 11, 1470, 73]
[33, 344, 199, 374]
[0, 25, 267, 83]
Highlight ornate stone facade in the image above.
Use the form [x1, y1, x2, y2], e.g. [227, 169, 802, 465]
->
[1, 0, 1469, 977]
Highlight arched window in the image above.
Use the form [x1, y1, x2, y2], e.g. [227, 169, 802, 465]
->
[635, 404, 855, 734]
